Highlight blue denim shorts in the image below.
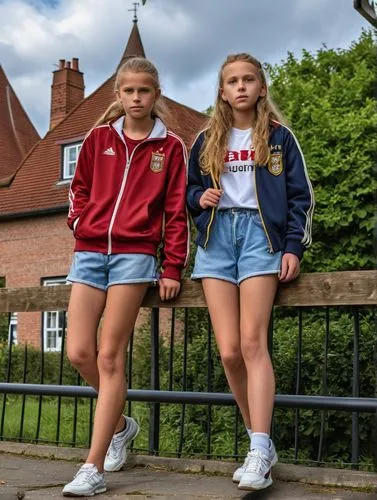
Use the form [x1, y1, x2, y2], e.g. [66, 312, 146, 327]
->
[192, 209, 282, 285]
[67, 251, 158, 291]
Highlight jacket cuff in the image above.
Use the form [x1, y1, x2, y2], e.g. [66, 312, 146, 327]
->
[160, 266, 182, 282]
[284, 240, 304, 260]
[194, 189, 204, 210]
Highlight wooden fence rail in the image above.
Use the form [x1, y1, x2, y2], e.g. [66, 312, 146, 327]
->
[0, 271, 376, 312]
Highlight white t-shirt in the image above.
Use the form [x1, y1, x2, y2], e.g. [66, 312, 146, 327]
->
[217, 127, 258, 210]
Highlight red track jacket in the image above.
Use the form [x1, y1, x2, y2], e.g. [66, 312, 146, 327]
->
[68, 116, 189, 281]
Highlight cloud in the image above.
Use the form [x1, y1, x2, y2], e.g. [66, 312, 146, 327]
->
[0, 0, 370, 135]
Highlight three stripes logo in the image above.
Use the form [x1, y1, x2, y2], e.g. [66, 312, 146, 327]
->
[103, 147, 115, 156]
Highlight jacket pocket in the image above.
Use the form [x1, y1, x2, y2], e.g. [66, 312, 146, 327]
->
[73, 217, 80, 234]
[194, 210, 210, 235]
[74, 203, 93, 239]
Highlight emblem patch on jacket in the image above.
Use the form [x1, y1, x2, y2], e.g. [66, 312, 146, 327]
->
[268, 153, 283, 176]
[150, 152, 165, 173]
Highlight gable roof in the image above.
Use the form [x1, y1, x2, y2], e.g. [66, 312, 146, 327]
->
[0, 66, 40, 186]
[0, 72, 208, 219]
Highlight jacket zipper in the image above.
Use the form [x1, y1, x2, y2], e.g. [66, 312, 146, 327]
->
[254, 167, 273, 253]
[107, 135, 159, 255]
[203, 173, 218, 249]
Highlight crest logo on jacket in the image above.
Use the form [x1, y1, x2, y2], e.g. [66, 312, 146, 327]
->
[150, 151, 165, 173]
[268, 153, 283, 176]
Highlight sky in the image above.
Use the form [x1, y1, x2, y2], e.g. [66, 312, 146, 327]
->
[0, 0, 371, 137]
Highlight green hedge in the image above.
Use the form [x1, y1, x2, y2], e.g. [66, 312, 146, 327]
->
[0, 343, 78, 386]
[128, 307, 376, 467]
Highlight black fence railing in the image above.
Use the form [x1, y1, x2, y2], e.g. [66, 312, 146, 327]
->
[0, 272, 376, 471]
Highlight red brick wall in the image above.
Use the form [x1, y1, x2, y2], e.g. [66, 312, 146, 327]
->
[0, 213, 181, 349]
[0, 213, 74, 347]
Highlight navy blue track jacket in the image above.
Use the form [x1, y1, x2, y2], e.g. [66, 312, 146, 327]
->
[187, 122, 314, 260]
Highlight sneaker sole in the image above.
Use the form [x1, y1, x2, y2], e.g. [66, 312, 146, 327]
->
[104, 421, 140, 472]
[238, 476, 273, 491]
[62, 486, 107, 497]
[233, 451, 278, 484]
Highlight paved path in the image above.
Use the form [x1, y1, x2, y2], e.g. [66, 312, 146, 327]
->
[1, 454, 376, 499]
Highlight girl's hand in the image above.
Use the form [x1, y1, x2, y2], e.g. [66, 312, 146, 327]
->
[279, 253, 300, 282]
[199, 188, 223, 209]
[159, 278, 181, 301]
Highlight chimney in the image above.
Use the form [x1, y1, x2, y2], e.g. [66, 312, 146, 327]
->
[49, 58, 85, 130]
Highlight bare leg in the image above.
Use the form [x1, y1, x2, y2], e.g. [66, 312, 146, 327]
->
[239, 276, 278, 433]
[202, 278, 250, 428]
[66, 283, 124, 433]
[86, 283, 148, 471]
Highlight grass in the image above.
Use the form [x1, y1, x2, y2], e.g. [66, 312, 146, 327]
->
[0, 395, 375, 472]
[0, 394, 93, 446]
[0, 395, 247, 460]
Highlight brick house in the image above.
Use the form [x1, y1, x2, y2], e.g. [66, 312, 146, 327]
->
[0, 20, 207, 350]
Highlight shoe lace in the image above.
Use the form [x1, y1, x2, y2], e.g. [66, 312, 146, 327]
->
[74, 467, 98, 485]
[241, 453, 251, 470]
[247, 449, 270, 474]
[108, 430, 126, 459]
[107, 439, 118, 459]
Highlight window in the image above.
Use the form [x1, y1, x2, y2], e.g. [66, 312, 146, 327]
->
[8, 313, 17, 345]
[63, 143, 81, 180]
[42, 278, 67, 352]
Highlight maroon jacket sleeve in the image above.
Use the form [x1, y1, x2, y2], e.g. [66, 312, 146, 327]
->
[67, 130, 95, 230]
[160, 138, 189, 281]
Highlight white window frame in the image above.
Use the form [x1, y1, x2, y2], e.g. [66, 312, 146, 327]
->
[42, 278, 67, 352]
[63, 142, 82, 180]
[8, 312, 18, 346]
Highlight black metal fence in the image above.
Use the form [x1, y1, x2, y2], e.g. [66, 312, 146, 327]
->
[0, 275, 376, 471]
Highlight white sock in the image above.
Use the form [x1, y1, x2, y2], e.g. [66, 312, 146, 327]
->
[250, 432, 270, 454]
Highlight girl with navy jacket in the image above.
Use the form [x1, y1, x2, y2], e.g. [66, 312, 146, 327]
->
[187, 53, 314, 492]
[63, 57, 189, 497]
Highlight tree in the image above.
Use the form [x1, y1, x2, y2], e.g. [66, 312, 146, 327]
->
[203, 105, 213, 116]
[268, 30, 377, 271]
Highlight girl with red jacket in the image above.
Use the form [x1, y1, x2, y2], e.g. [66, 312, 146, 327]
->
[63, 57, 189, 497]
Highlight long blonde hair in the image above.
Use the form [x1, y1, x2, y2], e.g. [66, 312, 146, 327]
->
[95, 57, 166, 126]
[200, 53, 285, 184]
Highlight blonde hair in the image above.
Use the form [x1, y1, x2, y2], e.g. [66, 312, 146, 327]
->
[95, 57, 166, 126]
[200, 53, 285, 184]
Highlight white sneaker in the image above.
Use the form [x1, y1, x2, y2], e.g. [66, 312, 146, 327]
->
[62, 464, 106, 497]
[233, 440, 278, 483]
[232, 454, 251, 483]
[104, 415, 140, 472]
[238, 444, 278, 491]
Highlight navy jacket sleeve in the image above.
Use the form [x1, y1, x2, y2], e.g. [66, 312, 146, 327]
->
[187, 133, 206, 216]
[283, 129, 314, 259]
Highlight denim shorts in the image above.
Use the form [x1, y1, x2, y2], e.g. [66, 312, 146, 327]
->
[192, 208, 282, 285]
[67, 251, 158, 291]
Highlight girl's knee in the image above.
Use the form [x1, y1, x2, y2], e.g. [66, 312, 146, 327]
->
[221, 349, 244, 370]
[97, 349, 123, 377]
[67, 348, 96, 370]
[240, 335, 268, 360]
